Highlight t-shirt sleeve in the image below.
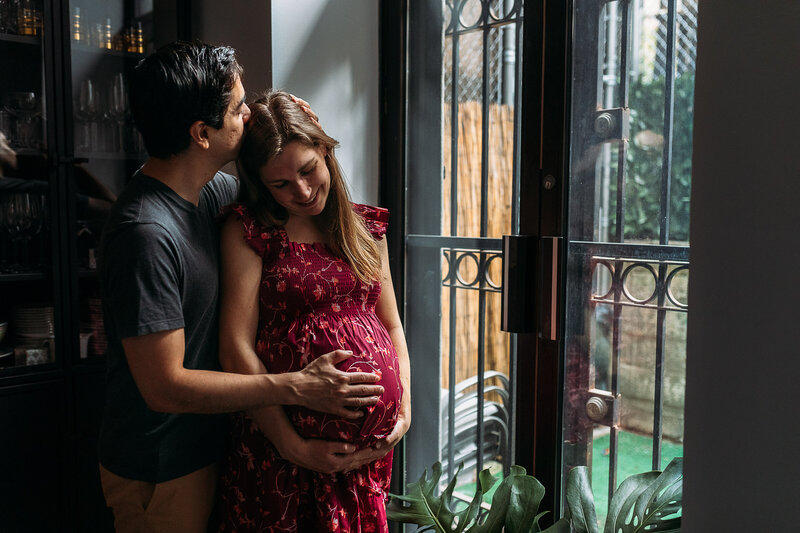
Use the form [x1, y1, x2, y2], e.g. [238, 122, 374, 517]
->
[102, 223, 185, 339]
[203, 171, 239, 215]
[352, 203, 389, 240]
[219, 203, 274, 258]
[216, 172, 239, 205]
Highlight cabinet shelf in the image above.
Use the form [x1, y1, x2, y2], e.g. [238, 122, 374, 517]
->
[78, 267, 98, 278]
[75, 151, 146, 162]
[0, 363, 63, 383]
[70, 42, 144, 59]
[0, 270, 47, 282]
[0, 33, 41, 46]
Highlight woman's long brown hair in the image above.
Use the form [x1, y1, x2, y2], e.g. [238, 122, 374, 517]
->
[236, 90, 381, 283]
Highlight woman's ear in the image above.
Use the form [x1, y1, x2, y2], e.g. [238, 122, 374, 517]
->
[189, 121, 210, 149]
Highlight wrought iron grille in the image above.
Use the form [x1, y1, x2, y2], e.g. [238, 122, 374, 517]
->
[655, 0, 698, 78]
[565, 0, 695, 513]
[404, 0, 524, 490]
[439, 0, 523, 485]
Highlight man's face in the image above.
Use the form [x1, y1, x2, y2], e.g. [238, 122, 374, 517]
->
[208, 75, 250, 164]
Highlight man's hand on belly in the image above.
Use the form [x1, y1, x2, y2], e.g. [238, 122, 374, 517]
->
[288, 349, 384, 418]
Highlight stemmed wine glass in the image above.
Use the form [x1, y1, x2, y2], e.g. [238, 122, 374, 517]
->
[2, 193, 43, 270]
[76, 79, 98, 152]
[15, 91, 40, 149]
[108, 73, 128, 152]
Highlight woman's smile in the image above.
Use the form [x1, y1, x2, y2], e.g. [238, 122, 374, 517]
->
[298, 191, 319, 207]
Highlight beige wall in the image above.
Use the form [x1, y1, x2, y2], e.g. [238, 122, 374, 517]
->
[192, 0, 271, 176]
[192, 0, 272, 92]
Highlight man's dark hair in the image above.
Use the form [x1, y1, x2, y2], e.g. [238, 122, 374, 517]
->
[129, 40, 243, 159]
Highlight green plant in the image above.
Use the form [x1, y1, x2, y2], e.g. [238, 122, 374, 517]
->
[621, 73, 695, 242]
[386, 457, 682, 533]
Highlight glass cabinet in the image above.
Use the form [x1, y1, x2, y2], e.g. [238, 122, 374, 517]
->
[0, 1, 184, 530]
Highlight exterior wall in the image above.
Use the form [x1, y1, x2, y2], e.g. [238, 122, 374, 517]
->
[271, 0, 380, 205]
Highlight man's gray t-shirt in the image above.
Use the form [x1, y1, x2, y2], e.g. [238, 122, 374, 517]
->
[98, 170, 237, 483]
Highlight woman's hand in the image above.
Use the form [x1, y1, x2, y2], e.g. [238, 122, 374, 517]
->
[276, 437, 362, 475]
[332, 410, 411, 473]
[275, 411, 410, 475]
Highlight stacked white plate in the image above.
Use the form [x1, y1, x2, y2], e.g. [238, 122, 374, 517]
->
[13, 304, 55, 364]
[14, 304, 54, 337]
[86, 297, 107, 356]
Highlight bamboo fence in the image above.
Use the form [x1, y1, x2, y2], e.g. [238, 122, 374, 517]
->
[440, 101, 515, 390]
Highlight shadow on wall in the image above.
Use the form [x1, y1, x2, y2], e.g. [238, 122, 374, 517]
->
[278, 1, 371, 101]
[273, 0, 379, 203]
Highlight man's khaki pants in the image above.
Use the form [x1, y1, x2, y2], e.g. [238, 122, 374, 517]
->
[99, 463, 218, 533]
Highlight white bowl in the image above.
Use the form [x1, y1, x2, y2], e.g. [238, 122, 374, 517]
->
[0, 347, 13, 367]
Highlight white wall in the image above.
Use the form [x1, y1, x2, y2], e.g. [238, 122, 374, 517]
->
[684, 2, 800, 530]
[271, 0, 380, 205]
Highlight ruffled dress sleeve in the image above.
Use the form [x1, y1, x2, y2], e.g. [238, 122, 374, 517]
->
[352, 203, 389, 240]
[219, 203, 280, 258]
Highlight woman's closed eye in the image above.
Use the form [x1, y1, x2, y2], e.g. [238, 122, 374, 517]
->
[300, 163, 317, 176]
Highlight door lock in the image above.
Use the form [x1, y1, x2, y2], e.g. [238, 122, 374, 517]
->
[584, 388, 619, 427]
[586, 397, 607, 422]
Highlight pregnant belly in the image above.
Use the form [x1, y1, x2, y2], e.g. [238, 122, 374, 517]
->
[269, 314, 403, 447]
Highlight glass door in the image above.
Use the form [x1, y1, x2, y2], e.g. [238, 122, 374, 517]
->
[399, 0, 696, 526]
[404, 0, 526, 498]
[561, 0, 696, 524]
[65, 0, 179, 367]
[0, 0, 59, 373]
[63, 3, 183, 530]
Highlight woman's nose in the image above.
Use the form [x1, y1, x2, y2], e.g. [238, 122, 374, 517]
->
[296, 180, 313, 200]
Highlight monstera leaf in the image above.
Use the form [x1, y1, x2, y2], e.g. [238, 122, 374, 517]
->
[385, 461, 457, 529]
[386, 457, 683, 533]
[563, 466, 599, 533]
[387, 462, 549, 533]
[603, 457, 683, 533]
[387, 462, 497, 531]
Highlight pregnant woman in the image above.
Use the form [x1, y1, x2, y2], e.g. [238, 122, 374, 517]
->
[215, 91, 411, 532]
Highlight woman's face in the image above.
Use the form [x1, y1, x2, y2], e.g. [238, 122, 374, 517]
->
[258, 141, 331, 219]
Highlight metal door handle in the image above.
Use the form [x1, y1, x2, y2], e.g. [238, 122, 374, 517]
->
[501, 235, 561, 339]
[501, 235, 537, 333]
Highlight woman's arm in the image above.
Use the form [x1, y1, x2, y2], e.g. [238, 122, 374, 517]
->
[328, 236, 412, 472]
[373, 236, 412, 449]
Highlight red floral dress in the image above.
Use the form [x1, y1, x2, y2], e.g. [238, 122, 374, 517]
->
[215, 203, 403, 533]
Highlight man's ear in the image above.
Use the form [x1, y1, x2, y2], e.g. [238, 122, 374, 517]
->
[189, 121, 210, 149]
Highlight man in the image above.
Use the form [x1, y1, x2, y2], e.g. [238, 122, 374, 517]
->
[98, 41, 384, 533]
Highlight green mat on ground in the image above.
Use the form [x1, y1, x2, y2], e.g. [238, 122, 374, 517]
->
[591, 430, 683, 524]
[450, 430, 683, 524]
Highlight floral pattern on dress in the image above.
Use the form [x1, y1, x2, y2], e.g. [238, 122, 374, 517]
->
[216, 203, 402, 533]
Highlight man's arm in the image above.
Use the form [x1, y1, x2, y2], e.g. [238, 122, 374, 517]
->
[123, 329, 383, 415]
[124, 329, 288, 413]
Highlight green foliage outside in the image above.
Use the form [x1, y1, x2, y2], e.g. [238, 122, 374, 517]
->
[621, 73, 695, 242]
